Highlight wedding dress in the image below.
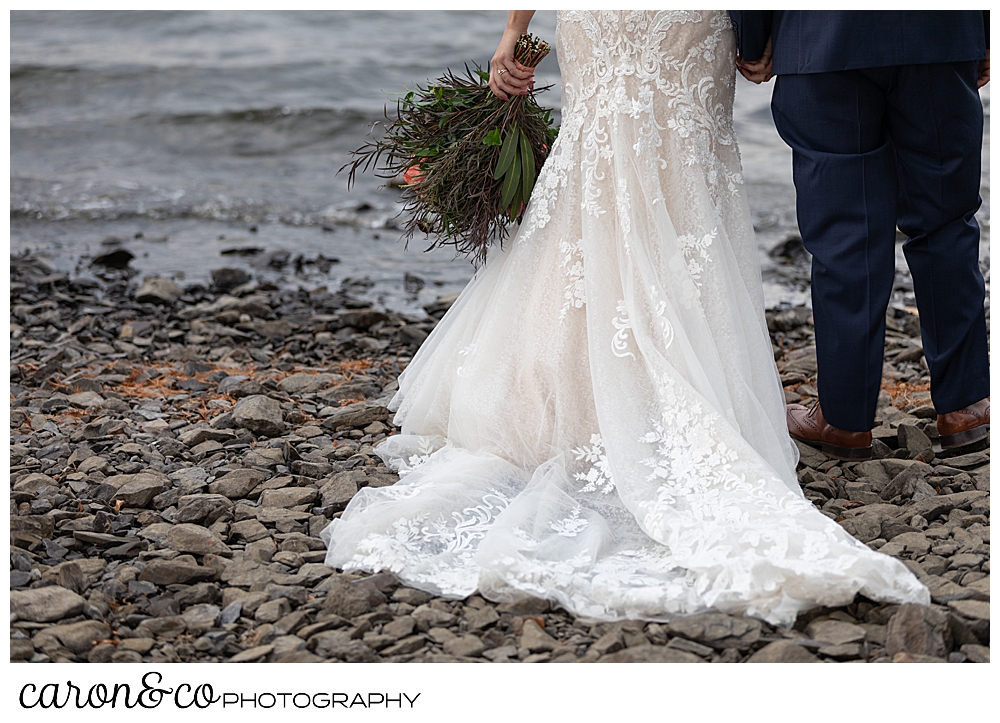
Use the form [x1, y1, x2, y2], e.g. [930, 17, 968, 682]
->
[322, 10, 930, 627]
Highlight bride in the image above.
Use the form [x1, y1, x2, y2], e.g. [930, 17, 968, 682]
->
[322, 10, 930, 627]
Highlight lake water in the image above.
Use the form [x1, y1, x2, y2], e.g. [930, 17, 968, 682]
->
[10, 10, 990, 313]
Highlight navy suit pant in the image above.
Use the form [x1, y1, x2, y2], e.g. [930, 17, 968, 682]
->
[771, 61, 989, 431]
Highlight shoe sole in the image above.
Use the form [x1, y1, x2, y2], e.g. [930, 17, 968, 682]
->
[790, 433, 873, 462]
[939, 424, 989, 453]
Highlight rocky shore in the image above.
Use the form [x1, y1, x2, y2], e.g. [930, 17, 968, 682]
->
[10, 250, 989, 664]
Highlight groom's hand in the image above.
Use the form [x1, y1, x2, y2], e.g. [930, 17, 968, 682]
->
[737, 37, 773, 84]
[978, 49, 990, 88]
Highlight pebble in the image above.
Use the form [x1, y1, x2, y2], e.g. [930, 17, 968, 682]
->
[8, 250, 989, 665]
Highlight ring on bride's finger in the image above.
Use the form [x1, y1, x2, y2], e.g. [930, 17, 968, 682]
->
[497, 68, 508, 75]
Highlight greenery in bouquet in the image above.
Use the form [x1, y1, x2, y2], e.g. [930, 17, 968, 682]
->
[342, 33, 558, 265]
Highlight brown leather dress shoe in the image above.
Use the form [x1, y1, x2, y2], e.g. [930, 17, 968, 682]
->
[937, 398, 990, 452]
[786, 403, 873, 461]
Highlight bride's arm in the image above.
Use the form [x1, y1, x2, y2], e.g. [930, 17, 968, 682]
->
[489, 11, 536, 100]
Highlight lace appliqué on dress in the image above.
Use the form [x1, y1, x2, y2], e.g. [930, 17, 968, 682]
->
[571, 433, 616, 494]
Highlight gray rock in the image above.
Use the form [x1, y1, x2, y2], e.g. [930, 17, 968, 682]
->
[941, 452, 989, 470]
[232, 395, 285, 436]
[380, 634, 427, 658]
[138, 559, 216, 586]
[229, 518, 270, 543]
[276, 373, 338, 395]
[960, 644, 990, 663]
[805, 620, 867, 646]
[137, 522, 175, 545]
[392, 587, 434, 606]
[254, 508, 310, 525]
[911, 479, 939, 501]
[591, 630, 625, 656]
[219, 601, 243, 625]
[209, 469, 268, 499]
[309, 630, 379, 662]
[411, 604, 456, 629]
[242, 320, 293, 339]
[136, 278, 183, 304]
[464, 606, 500, 631]
[660, 636, 712, 656]
[229, 644, 274, 663]
[320, 471, 365, 510]
[260, 487, 319, 508]
[746, 640, 822, 663]
[320, 401, 389, 431]
[12, 472, 58, 494]
[137, 616, 187, 640]
[255, 598, 292, 624]
[322, 579, 373, 619]
[853, 461, 893, 488]
[55, 562, 88, 594]
[891, 652, 948, 663]
[78, 456, 113, 475]
[222, 588, 270, 615]
[291, 460, 334, 478]
[890, 531, 932, 555]
[948, 552, 986, 569]
[67, 391, 105, 409]
[900, 490, 988, 523]
[179, 427, 238, 447]
[10, 638, 34, 661]
[885, 603, 952, 658]
[211, 268, 250, 291]
[880, 462, 934, 501]
[443, 634, 486, 658]
[382, 616, 417, 641]
[601, 645, 707, 663]
[947, 599, 989, 621]
[36, 620, 112, 654]
[519, 620, 557, 653]
[164, 524, 232, 556]
[175, 493, 233, 524]
[898, 424, 933, 457]
[113, 472, 168, 508]
[244, 447, 285, 469]
[667, 612, 762, 649]
[817, 642, 865, 660]
[11, 586, 86, 622]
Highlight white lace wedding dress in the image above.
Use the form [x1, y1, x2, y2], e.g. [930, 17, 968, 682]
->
[322, 10, 930, 627]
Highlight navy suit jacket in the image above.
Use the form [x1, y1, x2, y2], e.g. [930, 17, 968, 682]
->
[729, 10, 988, 75]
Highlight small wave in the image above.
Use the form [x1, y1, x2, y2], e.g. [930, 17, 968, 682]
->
[10, 196, 403, 230]
[136, 105, 371, 126]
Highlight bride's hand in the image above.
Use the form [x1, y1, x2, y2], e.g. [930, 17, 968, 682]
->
[737, 37, 773, 84]
[489, 14, 536, 100]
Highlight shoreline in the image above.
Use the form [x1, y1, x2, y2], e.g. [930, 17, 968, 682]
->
[9, 251, 990, 664]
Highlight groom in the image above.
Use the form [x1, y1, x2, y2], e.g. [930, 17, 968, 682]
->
[730, 10, 991, 461]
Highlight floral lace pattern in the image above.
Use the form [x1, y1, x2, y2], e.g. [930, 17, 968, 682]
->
[570, 433, 615, 494]
[322, 11, 930, 627]
[557, 238, 586, 320]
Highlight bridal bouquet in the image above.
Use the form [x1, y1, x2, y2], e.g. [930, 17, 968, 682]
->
[342, 33, 558, 265]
